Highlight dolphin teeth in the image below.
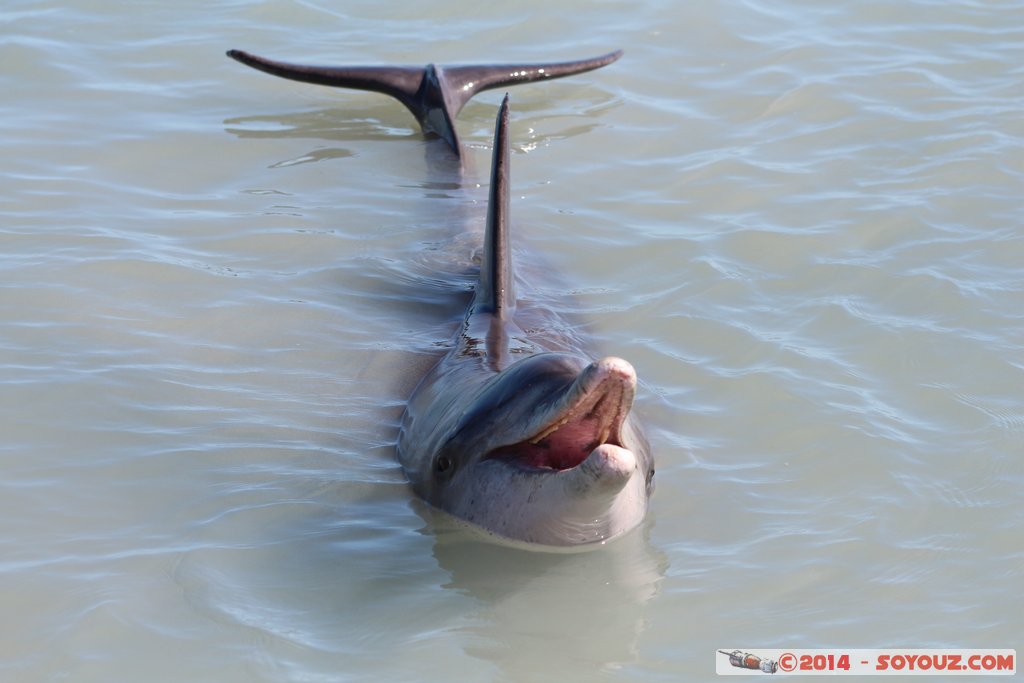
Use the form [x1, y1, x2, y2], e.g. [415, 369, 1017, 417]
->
[529, 416, 570, 444]
[532, 389, 618, 454]
[526, 371, 624, 448]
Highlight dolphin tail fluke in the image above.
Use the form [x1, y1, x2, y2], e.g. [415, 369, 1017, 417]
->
[479, 94, 514, 318]
[225, 49, 622, 155]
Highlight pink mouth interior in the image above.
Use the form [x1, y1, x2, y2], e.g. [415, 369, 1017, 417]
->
[489, 396, 622, 471]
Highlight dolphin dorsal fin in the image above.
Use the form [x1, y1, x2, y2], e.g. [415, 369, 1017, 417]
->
[226, 49, 622, 156]
[478, 94, 514, 318]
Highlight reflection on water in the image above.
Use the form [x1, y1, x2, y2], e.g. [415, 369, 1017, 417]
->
[174, 497, 666, 679]
[432, 524, 667, 676]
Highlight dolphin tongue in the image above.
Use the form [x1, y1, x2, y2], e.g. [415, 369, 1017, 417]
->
[491, 357, 637, 471]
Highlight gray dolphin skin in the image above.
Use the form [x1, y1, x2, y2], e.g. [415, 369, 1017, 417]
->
[227, 49, 653, 547]
[226, 49, 622, 156]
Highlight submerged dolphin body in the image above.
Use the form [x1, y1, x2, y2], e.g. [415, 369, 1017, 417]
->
[228, 49, 653, 546]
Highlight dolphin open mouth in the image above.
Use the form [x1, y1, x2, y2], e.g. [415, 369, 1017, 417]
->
[487, 357, 636, 471]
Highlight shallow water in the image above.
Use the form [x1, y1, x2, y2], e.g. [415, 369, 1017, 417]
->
[2, 0, 1022, 680]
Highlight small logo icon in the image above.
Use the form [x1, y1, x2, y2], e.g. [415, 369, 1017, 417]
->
[719, 650, 778, 674]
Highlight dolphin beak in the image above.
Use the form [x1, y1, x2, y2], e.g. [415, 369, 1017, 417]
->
[568, 443, 639, 496]
[487, 357, 637, 471]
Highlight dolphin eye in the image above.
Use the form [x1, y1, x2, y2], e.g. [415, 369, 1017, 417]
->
[435, 455, 454, 475]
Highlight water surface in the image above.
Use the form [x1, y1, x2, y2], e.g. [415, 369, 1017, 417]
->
[2, 0, 1022, 680]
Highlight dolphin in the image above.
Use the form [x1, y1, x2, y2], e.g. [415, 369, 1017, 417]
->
[227, 49, 653, 546]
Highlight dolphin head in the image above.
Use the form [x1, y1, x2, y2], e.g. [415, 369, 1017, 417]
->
[398, 352, 653, 547]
